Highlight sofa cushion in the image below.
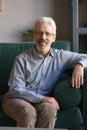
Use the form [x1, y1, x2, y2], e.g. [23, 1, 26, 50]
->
[0, 110, 16, 126]
[53, 73, 82, 109]
[55, 107, 83, 128]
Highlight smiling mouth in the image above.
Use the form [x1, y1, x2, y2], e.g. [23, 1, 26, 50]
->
[39, 41, 47, 46]
[38, 39, 47, 44]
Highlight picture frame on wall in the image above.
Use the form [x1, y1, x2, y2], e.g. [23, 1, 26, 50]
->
[0, 0, 2, 11]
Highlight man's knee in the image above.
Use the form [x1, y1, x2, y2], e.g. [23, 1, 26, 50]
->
[20, 105, 37, 118]
[43, 103, 56, 110]
[37, 103, 57, 118]
[2, 94, 37, 121]
[16, 103, 37, 127]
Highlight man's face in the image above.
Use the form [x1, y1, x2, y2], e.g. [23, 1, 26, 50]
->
[33, 23, 56, 52]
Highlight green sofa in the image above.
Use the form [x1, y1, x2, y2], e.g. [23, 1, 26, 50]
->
[0, 41, 86, 130]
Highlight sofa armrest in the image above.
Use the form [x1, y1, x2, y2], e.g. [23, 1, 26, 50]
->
[53, 73, 82, 109]
[83, 67, 87, 128]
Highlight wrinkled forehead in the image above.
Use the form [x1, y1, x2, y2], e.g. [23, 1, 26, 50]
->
[34, 22, 54, 32]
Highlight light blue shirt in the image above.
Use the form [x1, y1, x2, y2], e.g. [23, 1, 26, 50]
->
[8, 46, 87, 103]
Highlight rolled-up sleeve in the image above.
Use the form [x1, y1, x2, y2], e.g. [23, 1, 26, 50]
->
[59, 50, 87, 69]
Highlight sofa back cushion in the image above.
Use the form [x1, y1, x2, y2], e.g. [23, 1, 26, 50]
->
[0, 41, 70, 95]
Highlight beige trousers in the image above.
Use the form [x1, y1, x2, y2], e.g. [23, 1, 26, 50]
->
[2, 93, 57, 128]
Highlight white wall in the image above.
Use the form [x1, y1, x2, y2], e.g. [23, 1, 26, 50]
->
[0, 0, 71, 42]
[0, 0, 55, 42]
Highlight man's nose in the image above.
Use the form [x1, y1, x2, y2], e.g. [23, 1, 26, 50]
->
[41, 33, 47, 39]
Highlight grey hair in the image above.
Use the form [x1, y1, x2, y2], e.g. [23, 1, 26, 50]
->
[33, 17, 57, 35]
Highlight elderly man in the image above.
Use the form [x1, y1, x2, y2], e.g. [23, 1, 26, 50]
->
[2, 17, 87, 128]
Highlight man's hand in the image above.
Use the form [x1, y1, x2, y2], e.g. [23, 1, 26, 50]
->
[72, 63, 84, 88]
[42, 97, 60, 110]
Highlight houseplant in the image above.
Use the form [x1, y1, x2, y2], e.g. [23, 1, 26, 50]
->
[22, 28, 33, 42]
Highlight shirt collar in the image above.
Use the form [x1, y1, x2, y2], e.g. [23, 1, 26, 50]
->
[32, 46, 54, 58]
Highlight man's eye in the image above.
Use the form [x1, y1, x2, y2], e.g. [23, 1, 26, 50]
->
[46, 33, 51, 37]
[35, 32, 53, 37]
